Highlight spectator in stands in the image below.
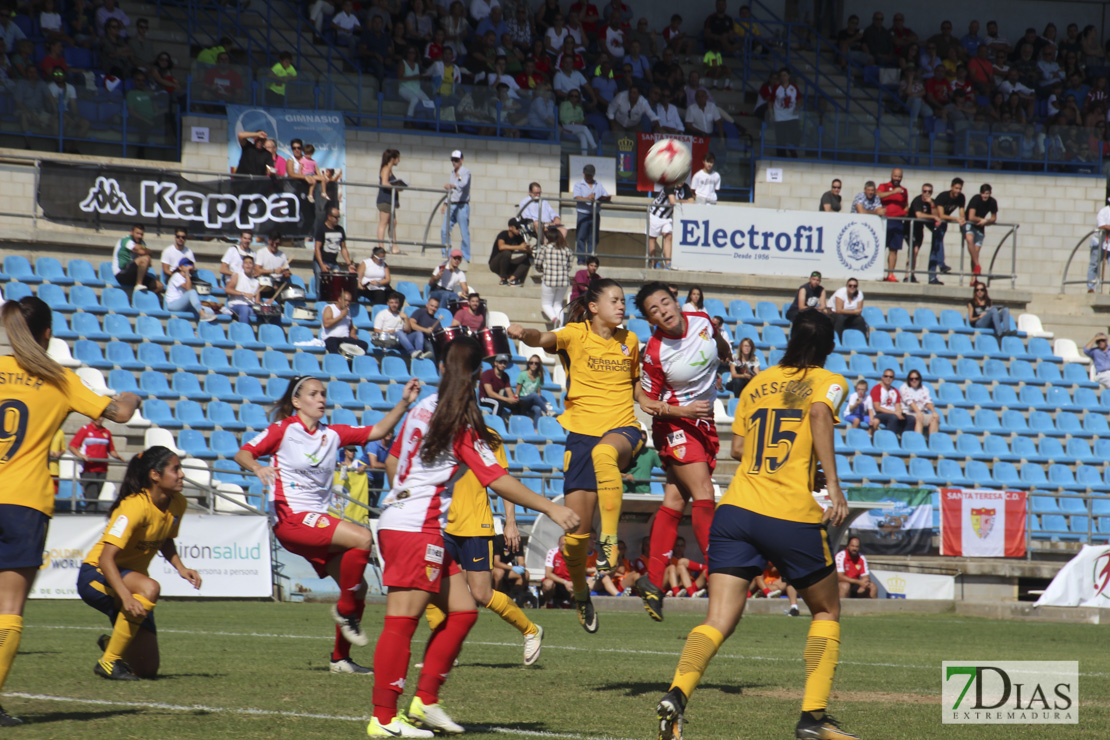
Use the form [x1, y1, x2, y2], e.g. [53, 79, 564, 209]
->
[535, 226, 576, 327]
[623, 39, 652, 83]
[653, 48, 684, 101]
[132, 19, 158, 70]
[220, 230, 256, 282]
[400, 296, 440, 359]
[126, 69, 163, 146]
[1085, 333, 1110, 387]
[967, 44, 995, 96]
[819, 179, 842, 211]
[358, 15, 393, 81]
[691, 153, 720, 205]
[542, 534, 572, 607]
[1089, 198, 1110, 292]
[682, 287, 705, 313]
[553, 54, 593, 104]
[891, 13, 918, 56]
[100, 19, 135, 78]
[375, 149, 402, 255]
[827, 277, 868, 339]
[651, 86, 684, 134]
[489, 218, 531, 286]
[906, 183, 935, 283]
[451, 291, 487, 331]
[330, 0, 361, 54]
[901, 370, 939, 435]
[685, 88, 723, 139]
[262, 139, 286, 177]
[725, 337, 760, 397]
[878, 168, 908, 282]
[931, 177, 965, 284]
[998, 67, 1036, 120]
[69, 418, 123, 503]
[703, 0, 737, 55]
[558, 88, 596, 155]
[517, 354, 554, 415]
[428, 250, 469, 306]
[164, 258, 214, 322]
[852, 180, 884, 216]
[202, 52, 246, 104]
[608, 86, 657, 135]
[480, 354, 545, 421]
[862, 12, 895, 67]
[771, 68, 800, 157]
[837, 15, 870, 67]
[226, 256, 267, 323]
[161, 228, 195, 279]
[621, 428, 661, 494]
[45, 66, 89, 140]
[355, 246, 391, 305]
[441, 150, 472, 261]
[112, 223, 163, 297]
[254, 233, 291, 300]
[967, 281, 1011, 338]
[870, 368, 907, 435]
[600, 13, 625, 59]
[964, 184, 997, 277]
[314, 206, 356, 284]
[321, 287, 369, 354]
[13, 65, 51, 133]
[661, 13, 695, 58]
[39, 40, 69, 77]
[899, 66, 926, 126]
[518, 182, 565, 241]
[928, 20, 964, 63]
[836, 537, 877, 599]
[785, 271, 828, 322]
[235, 129, 272, 178]
[428, 45, 462, 102]
[96, 0, 130, 36]
[265, 51, 297, 106]
[844, 379, 873, 430]
[665, 536, 706, 598]
[66, 0, 96, 47]
[370, 291, 406, 350]
[570, 255, 600, 301]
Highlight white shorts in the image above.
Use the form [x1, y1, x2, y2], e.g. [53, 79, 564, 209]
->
[649, 215, 673, 238]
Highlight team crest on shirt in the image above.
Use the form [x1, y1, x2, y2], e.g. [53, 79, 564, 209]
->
[673, 445, 686, 460]
[620, 344, 630, 356]
[426, 565, 441, 582]
[698, 327, 710, 341]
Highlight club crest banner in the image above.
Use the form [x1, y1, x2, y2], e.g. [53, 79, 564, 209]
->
[940, 488, 1027, 557]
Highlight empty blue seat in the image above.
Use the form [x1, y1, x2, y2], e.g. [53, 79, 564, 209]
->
[171, 372, 209, 400]
[1056, 411, 1082, 436]
[880, 457, 914, 484]
[179, 429, 215, 459]
[1050, 465, 1085, 492]
[937, 459, 971, 487]
[1010, 436, 1043, 463]
[1068, 515, 1091, 539]
[166, 346, 205, 375]
[232, 349, 267, 377]
[38, 283, 74, 312]
[1020, 462, 1048, 487]
[259, 323, 294, 351]
[929, 358, 957, 381]
[360, 410, 384, 427]
[293, 353, 323, 377]
[1064, 363, 1098, 388]
[844, 427, 876, 454]
[210, 429, 241, 457]
[71, 312, 108, 341]
[356, 383, 391, 410]
[396, 280, 425, 307]
[1036, 362, 1065, 386]
[886, 307, 914, 331]
[974, 334, 1007, 359]
[755, 301, 788, 326]
[876, 356, 903, 379]
[1028, 410, 1063, 437]
[1038, 514, 1069, 539]
[352, 355, 387, 382]
[961, 383, 991, 409]
[240, 402, 269, 430]
[1046, 386, 1082, 412]
[5, 256, 40, 283]
[202, 347, 235, 375]
[973, 409, 1002, 434]
[262, 350, 295, 378]
[992, 461, 1021, 487]
[851, 455, 880, 482]
[52, 313, 76, 340]
[966, 460, 993, 487]
[411, 358, 439, 384]
[1075, 387, 1100, 409]
[71, 285, 106, 313]
[73, 340, 111, 369]
[133, 291, 169, 317]
[137, 344, 174, 372]
[135, 316, 171, 344]
[895, 332, 924, 356]
[199, 322, 235, 348]
[837, 454, 859, 482]
[2, 284, 31, 303]
[1030, 495, 1060, 514]
[941, 408, 974, 434]
[867, 331, 894, 355]
[102, 287, 137, 315]
[167, 318, 202, 346]
[139, 371, 174, 398]
[1028, 337, 1058, 361]
[861, 306, 889, 330]
[235, 376, 270, 403]
[956, 358, 984, 382]
[1077, 465, 1110, 492]
[940, 309, 973, 333]
[509, 443, 542, 471]
[956, 435, 990, 460]
[106, 369, 139, 396]
[323, 353, 359, 382]
[901, 431, 928, 455]
[537, 416, 566, 443]
[909, 458, 944, 485]
[1007, 359, 1036, 384]
[104, 314, 140, 342]
[176, 399, 214, 429]
[841, 329, 869, 353]
[984, 435, 1019, 462]
[1000, 409, 1030, 435]
[945, 334, 974, 357]
[482, 414, 510, 441]
[728, 300, 754, 322]
[105, 341, 144, 370]
[912, 308, 939, 331]
[922, 333, 955, 358]
[327, 381, 362, 409]
[289, 325, 325, 352]
[143, 399, 179, 428]
[848, 354, 877, 379]
[873, 429, 900, 453]
[66, 259, 104, 286]
[229, 322, 265, 349]
[1001, 336, 1035, 361]
[204, 373, 238, 401]
[994, 385, 1019, 408]
[509, 416, 545, 443]
[1085, 414, 1110, 437]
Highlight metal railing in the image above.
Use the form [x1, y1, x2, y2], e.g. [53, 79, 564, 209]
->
[877, 214, 1020, 289]
[1060, 229, 1106, 294]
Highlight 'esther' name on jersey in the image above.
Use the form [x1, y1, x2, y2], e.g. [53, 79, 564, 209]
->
[747, 378, 813, 404]
[0, 372, 45, 389]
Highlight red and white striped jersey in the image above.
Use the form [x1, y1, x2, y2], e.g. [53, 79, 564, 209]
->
[240, 416, 375, 523]
[640, 311, 721, 407]
[379, 393, 507, 535]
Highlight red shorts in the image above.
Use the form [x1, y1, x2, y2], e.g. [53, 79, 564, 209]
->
[653, 418, 719, 471]
[379, 529, 461, 593]
[273, 509, 342, 578]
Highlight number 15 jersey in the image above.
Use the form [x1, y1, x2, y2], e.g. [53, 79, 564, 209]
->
[720, 364, 846, 524]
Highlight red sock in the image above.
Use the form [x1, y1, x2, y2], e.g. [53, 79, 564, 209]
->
[332, 599, 365, 661]
[687, 586, 699, 597]
[371, 615, 418, 725]
[337, 548, 371, 614]
[415, 610, 478, 705]
[671, 587, 681, 596]
[648, 505, 682, 589]
[691, 500, 714, 566]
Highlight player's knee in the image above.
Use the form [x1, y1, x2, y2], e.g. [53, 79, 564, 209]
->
[139, 579, 161, 603]
[591, 443, 619, 471]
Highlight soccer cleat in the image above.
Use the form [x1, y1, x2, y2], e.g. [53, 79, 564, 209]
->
[795, 711, 859, 739]
[575, 595, 599, 633]
[329, 658, 372, 674]
[97, 633, 109, 652]
[595, 535, 619, 573]
[332, 604, 370, 646]
[785, 605, 800, 617]
[657, 687, 688, 740]
[635, 575, 665, 622]
[690, 588, 707, 599]
[408, 696, 464, 734]
[0, 705, 22, 727]
[523, 624, 544, 666]
[367, 715, 434, 738]
[94, 659, 140, 681]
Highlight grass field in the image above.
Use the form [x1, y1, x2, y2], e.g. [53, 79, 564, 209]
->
[2, 600, 1107, 739]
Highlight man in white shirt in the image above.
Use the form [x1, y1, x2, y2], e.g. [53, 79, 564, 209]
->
[518, 182, 566, 240]
[685, 87, 722, 138]
[469, 0, 499, 24]
[371, 291, 407, 348]
[772, 68, 800, 157]
[553, 56, 594, 105]
[602, 15, 624, 58]
[428, 249, 469, 305]
[330, 0, 361, 52]
[827, 277, 868, 339]
[161, 227, 196, 279]
[220, 230, 256, 282]
[690, 153, 721, 205]
[649, 86, 683, 133]
[255, 233, 292, 299]
[486, 55, 521, 98]
[572, 164, 611, 262]
[321, 287, 368, 354]
[607, 86, 658, 134]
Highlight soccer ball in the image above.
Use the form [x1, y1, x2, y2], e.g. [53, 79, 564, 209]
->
[643, 139, 692, 187]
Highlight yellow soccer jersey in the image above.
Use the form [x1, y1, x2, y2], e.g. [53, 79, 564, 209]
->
[0, 356, 111, 516]
[84, 489, 188, 574]
[445, 442, 508, 537]
[48, 428, 65, 478]
[555, 321, 640, 436]
[720, 364, 847, 524]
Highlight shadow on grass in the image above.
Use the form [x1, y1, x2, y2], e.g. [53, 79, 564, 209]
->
[461, 662, 533, 670]
[152, 672, 228, 680]
[15, 650, 63, 656]
[24, 708, 142, 724]
[595, 681, 752, 698]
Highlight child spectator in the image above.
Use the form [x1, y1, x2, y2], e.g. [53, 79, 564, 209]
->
[844, 379, 873, 430]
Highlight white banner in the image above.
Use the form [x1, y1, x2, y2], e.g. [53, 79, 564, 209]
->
[671, 204, 885, 280]
[30, 514, 273, 599]
[1034, 544, 1110, 608]
[871, 568, 956, 600]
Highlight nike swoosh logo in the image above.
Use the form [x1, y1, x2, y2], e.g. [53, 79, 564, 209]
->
[379, 726, 401, 737]
[473, 557, 484, 562]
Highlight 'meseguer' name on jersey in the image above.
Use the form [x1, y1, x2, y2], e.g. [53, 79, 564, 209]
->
[746, 379, 814, 405]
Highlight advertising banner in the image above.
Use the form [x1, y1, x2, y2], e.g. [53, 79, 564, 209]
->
[940, 488, 1027, 558]
[847, 487, 933, 555]
[671, 203, 885, 280]
[225, 105, 346, 180]
[634, 132, 709, 191]
[1034, 544, 1110, 608]
[29, 515, 272, 599]
[870, 569, 956, 599]
[37, 161, 315, 237]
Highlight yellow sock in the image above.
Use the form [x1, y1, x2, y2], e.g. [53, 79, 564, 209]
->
[424, 603, 447, 632]
[486, 591, 537, 636]
[802, 619, 841, 712]
[670, 624, 724, 700]
[0, 614, 23, 692]
[592, 443, 622, 539]
[563, 533, 590, 599]
[101, 594, 156, 667]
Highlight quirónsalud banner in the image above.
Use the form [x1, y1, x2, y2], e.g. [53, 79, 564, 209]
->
[1034, 544, 1110, 608]
[847, 487, 933, 555]
[36, 161, 315, 237]
[671, 204, 884, 280]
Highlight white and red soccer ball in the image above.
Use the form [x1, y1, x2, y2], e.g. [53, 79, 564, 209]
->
[643, 139, 692, 187]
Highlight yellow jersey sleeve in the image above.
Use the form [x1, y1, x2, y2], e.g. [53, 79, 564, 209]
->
[812, 372, 848, 423]
[168, 492, 187, 538]
[444, 440, 507, 537]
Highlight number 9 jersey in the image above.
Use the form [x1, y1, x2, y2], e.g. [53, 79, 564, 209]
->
[720, 364, 847, 524]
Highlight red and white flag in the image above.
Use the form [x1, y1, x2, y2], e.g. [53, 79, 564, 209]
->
[940, 488, 1026, 557]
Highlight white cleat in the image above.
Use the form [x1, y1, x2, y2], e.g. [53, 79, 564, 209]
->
[367, 715, 434, 738]
[523, 624, 544, 666]
[408, 697, 464, 734]
[329, 658, 372, 674]
[331, 604, 369, 647]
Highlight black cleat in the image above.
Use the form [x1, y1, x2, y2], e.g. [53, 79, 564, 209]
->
[595, 536, 618, 574]
[575, 595, 599, 634]
[656, 687, 687, 740]
[795, 711, 859, 739]
[97, 633, 109, 652]
[785, 605, 800, 617]
[635, 575, 665, 622]
[331, 605, 369, 646]
[94, 659, 140, 681]
[0, 705, 22, 727]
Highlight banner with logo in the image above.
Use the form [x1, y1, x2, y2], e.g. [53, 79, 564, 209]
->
[940, 488, 1027, 558]
[225, 105, 346, 180]
[871, 569, 956, 599]
[671, 204, 884, 280]
[634, 132, 709, 191]
[1034, 544, 1110, 608]
[36, 161, 315, 237]
[847, 487, 933, 555]
[30, 514, 272, 599]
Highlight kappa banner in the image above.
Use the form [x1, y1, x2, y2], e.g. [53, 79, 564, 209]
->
[631, 132, 709, 191]
[941, 488, 1027, 558]
[1033, 545, 1110, 608]
[30, 514, 272, 599]
[37, 161, 314, 237]
[847, 487, 933, 555]
[671, 204, 885, 280]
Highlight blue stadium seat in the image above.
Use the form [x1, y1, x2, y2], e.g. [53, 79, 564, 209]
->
[229, 322, 265, 349]
[171, 372, 209, 400]
[1076, 387, 1101, 410]
[2, 284, 31, 303]
[1046, 386, 1082, 412]
[38, 283, 74, 312]
[959, 383, 990, 409]
[929, 358, 958, 381]
[1000, 409, 1030, 435]
[385, 383, 408, 405]
[1029, 410, 1064, 437]
[765, 326, 791, 349]
[900, 431, 928, 455]
[1056, 411, 1083, 436]
[289, 325, 325, 352]
[956, 358, 984, 382]
[483, 414, 510, 441]
[509, 416, 544, 443]
[202, 347, 235, 375]
[1084, 414, 1110, 437]
[944, 334, 973, 357]
[755, 301, 788, 326]
[1064, 363, 1098, 389]
[138, 344, 175, 372]
[71, 285, 106, 313]
[5, 256, 40, 283]
[703, 298, 726, 317]
[974, 335, 1007, 359]
[825, 354, 848, 375]
[105, 341, 144, 370]
[1020, 462, 1049, 488]
[922, 333, 955, 358]
[909, 458, 944, 485]
[876, 355, 903, 378]
[1007, 360, 1036, 384]
[293, 353, 323, 377]
[541, 444, 565, 470]
[170, 346, 207, 374]
[537, 416, 566, 444]
[866, 330, 894, 356]
[66, 259, 104, 286]
[179, 429, 215, 459]
[844, 428, 877, 454]
[992, 385, 1019, 408]
[1031, 495, 1060, 514]
[940, 309, 973, 333]
[1068, 515, 1091, 539]
[992, 461, 1021, 488]
[1095, 499, 1110, 516]
[840, 329, 868, 354]
[381, 355, 409, 379]
[396, 281, 425, 307]
[104, 314, 139, 342]
[142, 399, 178, 428]
[327, 381, 362, 409]
[1028, 337, 1058, 361]
[411, 358, 439, 383]
[52, 313, 76, 340]
[240, 402, 270, 430]
[940, 408, 974, 434]
[167, 318, 202, 346]
[176, 400, 215, 429]
[1035, 362, 1066, 386]
[323, 353, 360, 382]
[262, 350, 296, 378]
[873, 429, 900, 453]
[107, 369, 140, 395]
[973, 409, 1002, 434]
[880, 457, 914, 484]
[203, 373, 238, 401]
[199, 322, 235, 348]
[356, 383, 391, 410]
[1009, 436, 1043, 463]
[139, 371, 174, 399]
[360, 410, 384, 427]
[509, 443, 541, 471]
[956, 435, 990, 460]
[1067, 439, 1099, 464]
[71, 312, 108, 340]
[1078, 465, 1110, 492]
[1001, 336, 1035, 361]
[352, 355, 387, 382]
[851, 455, 880, 482]
[861, 306, 891, 330]
[235, 376, 270, 403]
[101, 287, 137, 316]
[886, 307, 914, 331]
[848, 354, 877, 379]
[211, 430, 241, 457]
[259, 323, 294, 351]
[135, 315, 171, 344]
[912, 308, 939, 331]
[836, 455, 858, 483]
[1050, 465, 1085, 492]
[728, 300, 754, 322]
[937, 459, 971, 487]
[895, 332, 925, 356]
[962, 460, 991, 487]
[133, 291, 169, 318]
[984, 436, 1019, 462]
[350, 304, 373, 329]
[231, 349, 267, 377]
